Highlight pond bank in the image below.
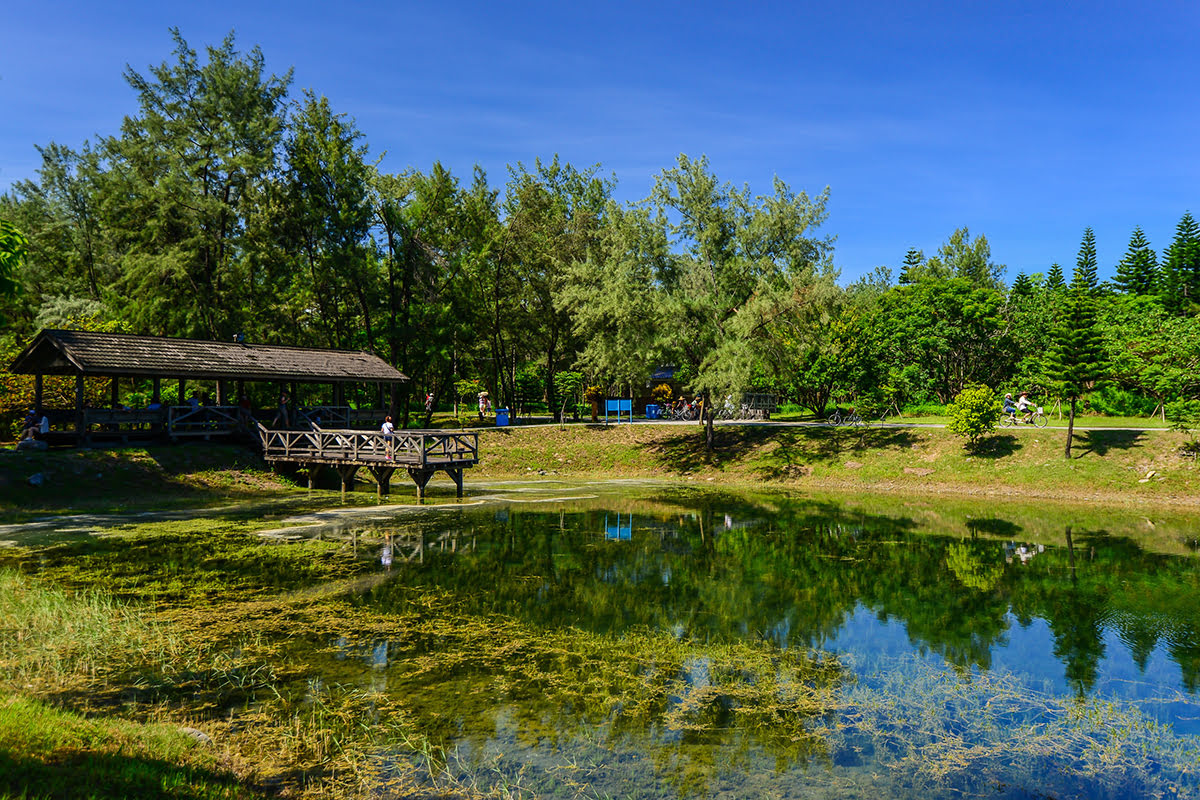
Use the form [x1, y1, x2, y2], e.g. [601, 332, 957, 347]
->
[2, 423, 1197, 517]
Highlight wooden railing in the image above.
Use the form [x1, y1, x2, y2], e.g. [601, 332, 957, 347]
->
[259, 426, 478, 467]
[167, 405, 246, 436]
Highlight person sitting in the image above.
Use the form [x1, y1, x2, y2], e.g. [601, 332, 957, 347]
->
[1002, 393, 1017, 420]
[1016, 392, 1033, 423]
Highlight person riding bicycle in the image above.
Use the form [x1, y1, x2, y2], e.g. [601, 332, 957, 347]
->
[1002, 393, 1017, 421]
[1016, 392, 1033, 424]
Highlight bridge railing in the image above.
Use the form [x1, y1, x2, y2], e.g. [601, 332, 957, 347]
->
[167, 405, 245, 436]
[259, 427, 478, 466]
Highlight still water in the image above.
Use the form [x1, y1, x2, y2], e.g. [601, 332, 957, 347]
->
[278, 483, 1200, 799]
[9, 481, 1200, 798]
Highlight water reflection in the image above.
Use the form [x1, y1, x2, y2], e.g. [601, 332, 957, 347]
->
[327, 494, 1200, 725]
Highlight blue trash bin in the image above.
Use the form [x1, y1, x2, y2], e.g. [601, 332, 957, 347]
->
[495, 408, 510, 427]
[645, 404, 660, 420]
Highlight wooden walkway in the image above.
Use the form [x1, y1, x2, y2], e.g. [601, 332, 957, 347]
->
[258, 425, 479, 499]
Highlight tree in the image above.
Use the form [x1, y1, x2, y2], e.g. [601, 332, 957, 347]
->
[1161, 211, 1200, 315]
[100, 28, 292, 339]
[1045, 263, 1066, 291]
[282, 92, 377, 350]
[0, 219, 27, 308]
[946, 383, 1001, 449]
[1072, 228, 1098, 291]
[924, 227, 1005, 288]
[897, 247, 923, 285]
[1045, 283, 1106, 458]
[1113, 226, 1158, 296]
[1010, 272, 1034, 299]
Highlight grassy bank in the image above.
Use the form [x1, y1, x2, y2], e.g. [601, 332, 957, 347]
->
[473, 422, 1200, 506]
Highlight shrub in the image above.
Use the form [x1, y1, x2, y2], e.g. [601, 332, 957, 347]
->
[946, 384, 1001, 449]
[583, 385, 604, 404]
[650, 383, 674, 405]
[1166, 400, 1200, 454]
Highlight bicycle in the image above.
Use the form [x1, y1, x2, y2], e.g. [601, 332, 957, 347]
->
[1000, 407, 1048, 428]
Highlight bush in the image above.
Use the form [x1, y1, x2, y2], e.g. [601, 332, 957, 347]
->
[902, 401, 948, 417]
[946, 384, 1001, 449]
[583, 385, 604, 404]
[1087, 386, 1157, 417]
[1166, 400, 1200, 453]
[650, 383, 674, 405]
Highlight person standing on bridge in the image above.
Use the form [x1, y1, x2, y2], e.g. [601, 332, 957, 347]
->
[381, 415, 395, 460]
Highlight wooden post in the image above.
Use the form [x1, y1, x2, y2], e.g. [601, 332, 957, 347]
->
[369, 465, 395, 501]
[306, 464, 322, 490]
[111, 377, 120, 408]
[336, 465, 359, 495]
[407, 467, 435, 500]
[151, 377, 161, 404]
[34, 374, 43, 411]
[216, 380, 226, 405]
[446, 467, 464, 498]
[178, 379, 186, 407]
[75, 374, 85, 442]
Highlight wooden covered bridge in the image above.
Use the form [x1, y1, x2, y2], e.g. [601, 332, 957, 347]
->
[9, 329, 478, 499]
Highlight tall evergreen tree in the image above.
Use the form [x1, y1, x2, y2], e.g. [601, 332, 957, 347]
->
[1010, 272, 1033, 298]
[1044, 285, 1106, 458]
[898, 247, 923, 285]
[1113, 226, 1158, 296]
[1045, 263, 1065, 291]
[1072, 227, 1098, 291]
[1161, 211, 1200, 315]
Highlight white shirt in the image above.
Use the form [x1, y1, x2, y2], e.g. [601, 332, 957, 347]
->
[381, 421, 395, 435]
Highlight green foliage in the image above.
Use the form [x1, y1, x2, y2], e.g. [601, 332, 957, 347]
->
[1113, 226, 1158, 296]
[922, 227, 1005, 288]
[946, 383, 1001, 448]
[1072, 227, 1098, 291]
[0, 218, 27, 304]
[1161, 211, 1200, 316]
[583, 384, 604, 403]
[1045, 284, 1107, 456]
[1045, 263, 1066, 291]
[1165, 399, 1200, 451]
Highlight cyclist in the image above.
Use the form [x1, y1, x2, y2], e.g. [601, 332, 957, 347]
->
[1016, 392, 1033, 424]
[1002, 393, 1017, 422]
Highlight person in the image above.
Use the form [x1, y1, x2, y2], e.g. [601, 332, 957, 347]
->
[478, 391, 490, 420]
[187, 391, 200, 411]
[1017, 392, 1033, 424]
[272, 394, 290, 429]
[1002, 393, 1017, 420]
[21, 409, 38, 440]
[380, 415, 395, 460]
[425, 391, 434, 414]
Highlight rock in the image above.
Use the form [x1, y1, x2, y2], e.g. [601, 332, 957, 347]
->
[179, 727, 213, 746]
[27, 472, 45, 487]
[16, 438, 48, 451]
[903, 467, 934, 476]
[844, 461, 863, 469]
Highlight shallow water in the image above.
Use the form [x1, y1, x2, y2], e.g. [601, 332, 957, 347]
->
[10, 481, 1200, 798]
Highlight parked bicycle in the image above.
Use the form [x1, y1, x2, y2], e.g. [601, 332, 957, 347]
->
[826, 408, 864, 427]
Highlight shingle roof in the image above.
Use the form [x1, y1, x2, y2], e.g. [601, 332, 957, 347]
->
[9, 329, 408, 383]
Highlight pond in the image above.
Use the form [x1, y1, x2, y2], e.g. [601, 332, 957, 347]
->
[6, 481, 1200, 799]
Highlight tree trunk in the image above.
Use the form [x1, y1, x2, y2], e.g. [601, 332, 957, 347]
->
[703, 390, 714, 451]
[1064, 395, 1077, 458]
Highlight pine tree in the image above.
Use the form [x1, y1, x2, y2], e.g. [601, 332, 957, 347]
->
[1010, 272, 1033, 298]
[1072, 227, 1098, 291]
[1045, 263, 1065, 291]
[1161, 212, 1200, 315]
[1044, 285, 1106, 458]
[1113, 226, 1158, 296]
[898, 247, 923, 285]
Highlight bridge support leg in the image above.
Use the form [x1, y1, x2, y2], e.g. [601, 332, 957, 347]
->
[305, 464, 322, 490]
[336, 465, 359, 496]
[407, 467, 436, 500]
[368, 466, 395, 501]
[445, 467, 464, 498]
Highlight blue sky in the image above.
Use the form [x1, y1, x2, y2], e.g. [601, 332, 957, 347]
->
[3, 1, 1197, 284]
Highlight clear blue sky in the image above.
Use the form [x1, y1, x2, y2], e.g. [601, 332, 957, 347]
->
[3, 1, 1197, 284]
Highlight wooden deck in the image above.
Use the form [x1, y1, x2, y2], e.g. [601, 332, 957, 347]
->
[259, 426, 479, 499]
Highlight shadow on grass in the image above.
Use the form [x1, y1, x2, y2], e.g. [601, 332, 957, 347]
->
[966, 517, 1023, 538]
[968, 434, 1021, 459]
[0, 749, 260, 800]
[1072, 429, 1145, 458]
[635, 426, 920, 477]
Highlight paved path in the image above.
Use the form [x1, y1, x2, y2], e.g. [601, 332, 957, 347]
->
[479, 416, 1168, 433]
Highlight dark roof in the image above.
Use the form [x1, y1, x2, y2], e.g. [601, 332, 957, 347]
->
[9, 329, 408, 383]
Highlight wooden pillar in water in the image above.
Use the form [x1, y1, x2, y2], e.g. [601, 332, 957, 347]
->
[407, 467, 436, 501]
[306, 464, 322, 490]
[336, 465, 359, 496]
[369, 466, 395, 501]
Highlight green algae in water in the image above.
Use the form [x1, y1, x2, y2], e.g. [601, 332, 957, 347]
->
[5, 483, 1200, 798]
